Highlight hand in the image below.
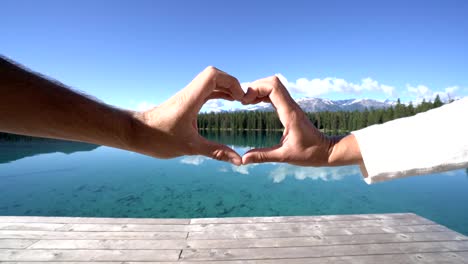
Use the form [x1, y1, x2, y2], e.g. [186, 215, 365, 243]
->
[131, 66, 244, 165]
[241, 76, 350, 166]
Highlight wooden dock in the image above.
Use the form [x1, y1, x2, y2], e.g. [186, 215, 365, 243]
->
[0, 213, 467, 263]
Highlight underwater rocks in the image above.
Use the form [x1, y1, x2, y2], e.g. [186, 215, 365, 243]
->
[116, 194, 142, 206]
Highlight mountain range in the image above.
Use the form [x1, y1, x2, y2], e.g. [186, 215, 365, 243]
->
[241, 98, 396, 112]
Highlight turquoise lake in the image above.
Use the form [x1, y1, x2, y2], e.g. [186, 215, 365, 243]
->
[1, 131, 467, 235]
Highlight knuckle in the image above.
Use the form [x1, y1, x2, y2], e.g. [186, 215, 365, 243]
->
[204, 66, 218, 74]
[232, 76, 241, 87]
[268, 75, 280, 84]
[202, 66, 219, 83]
[267, 76, 284, 92]
[257, 152, 267, 163]
[212, 149, 225, 160]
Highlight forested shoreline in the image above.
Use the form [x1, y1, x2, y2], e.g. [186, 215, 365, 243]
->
[198, 97, 445, 135]
[1, 96, 446, 141]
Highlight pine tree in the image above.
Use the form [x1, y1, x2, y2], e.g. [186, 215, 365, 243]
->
[433, 95, 443, 108]
[394, 98, 405, 119]
[407, 101, 415, 116]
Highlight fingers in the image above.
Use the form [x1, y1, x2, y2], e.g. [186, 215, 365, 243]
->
[185, 66, 244, 112]
[195, 135, 242, 166]
[243, 76, 301, 126]
[212, 70, 244, 101]
[242, 145, 284, 164]
[241, 87, 258, 104]
[249, 76, 296, 109]
[205, 91, 235, 102]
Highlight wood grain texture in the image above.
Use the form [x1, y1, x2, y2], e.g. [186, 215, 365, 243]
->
[0, 230, 188, 240]
[190, 213, 417, 224]
[0, 214, 466, 263]
[0, 216, 189, 225]
[180, 241, 468, 261]
[0, 249, 181, 261]
[0, 239, 38, 249]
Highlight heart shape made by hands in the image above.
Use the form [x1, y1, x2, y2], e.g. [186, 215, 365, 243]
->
[138, 67, 333, 168]
[198, 74, 333, 168]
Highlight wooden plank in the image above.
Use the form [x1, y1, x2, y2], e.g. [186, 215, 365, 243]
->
[29, 239, 188, 250]
[27, 231, 467, 250]
[0, 214, 447, 227]
[36, 218, 432, 233]
[0, 230, 188, 240]
[190, 213, 418, 224]
[186, 231, 467, 249]
[132, 252, 468, 263]
[180, 241, 468, 261]
[55, 223, 190, 232]
[187, 218, 435, 233]
[0, 214, 465, 263]
[188, 224, 450, 240]
[2, 252, 468, 264]
[458, 251, 468, 260]
[0, 239, 38, 249]
[0, 223, 66, 231]
[0, 262, 122, 264]
[0, 249, 181, 261]
[0, 216, 189, 225]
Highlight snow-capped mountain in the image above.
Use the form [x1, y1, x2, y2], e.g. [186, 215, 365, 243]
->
[239, 98, 396, 112]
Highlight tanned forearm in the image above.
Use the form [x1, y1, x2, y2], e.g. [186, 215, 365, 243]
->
[0, 57, 244, 164]
[0, 55, 139, 151]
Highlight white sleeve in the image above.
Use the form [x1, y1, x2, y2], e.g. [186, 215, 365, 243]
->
[351, 97, 468, 184]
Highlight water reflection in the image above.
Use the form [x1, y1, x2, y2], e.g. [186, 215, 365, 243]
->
[269, 164, 360, 183]
[179, 155, 259, 175]
[230, 164, 258, 175]
[200, 130, 282, 148]
[0, 140, 99, 164]
[179, 153, 360, 183]
[180, 156, 207, 165]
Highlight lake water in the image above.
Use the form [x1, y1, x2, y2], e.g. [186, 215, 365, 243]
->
[0, 131, 467, 235]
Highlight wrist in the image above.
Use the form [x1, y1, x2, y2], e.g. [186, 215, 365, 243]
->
[122, 110, 145, 152]
[125, 110, 161, 157]
[325, 135, 341, 166]
[126, 109, 180, 159]
[327, 134, 362, 166]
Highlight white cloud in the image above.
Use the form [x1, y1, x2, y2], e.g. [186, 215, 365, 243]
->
[242, 74, 466, 102]
[201, 99, 242, 113]
[180, 156, 207, 165]
[269, 164, 360, 183]
[205, 99, 225, 109]
[200, 99, 225, 113]
[275, 74, 396, 97]
[406, 84, 459, 102]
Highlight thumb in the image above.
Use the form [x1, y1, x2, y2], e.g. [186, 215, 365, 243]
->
[195, 136, 242, 166]
[242, 145, 284, 165]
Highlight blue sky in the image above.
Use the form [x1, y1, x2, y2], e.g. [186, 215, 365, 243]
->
[1, 0, 467, 111]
